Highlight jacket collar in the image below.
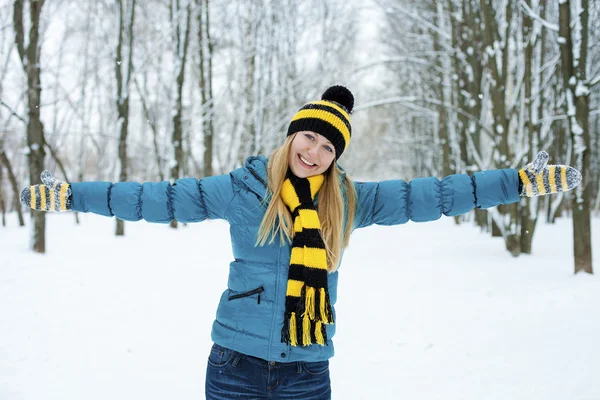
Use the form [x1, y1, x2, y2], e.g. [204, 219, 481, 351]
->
[241, 155, 348, 201]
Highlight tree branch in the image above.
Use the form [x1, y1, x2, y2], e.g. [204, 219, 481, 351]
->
[519, 0, 559, 31]
[0, 99, 26, 124]
[12, 0, 25, 64]
[355, 96, 496, 140]
[355, 96, 427, 112]
[589, 74, 600, 88]
[350, 57, 441, 75]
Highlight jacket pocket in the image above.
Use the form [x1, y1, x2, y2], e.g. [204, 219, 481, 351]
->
[228, 286, 264, 304]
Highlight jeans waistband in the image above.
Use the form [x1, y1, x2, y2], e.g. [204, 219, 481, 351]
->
[212, 343, 302, 368]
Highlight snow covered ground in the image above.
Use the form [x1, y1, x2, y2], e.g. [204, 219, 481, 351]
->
[1, 212, 598, 400]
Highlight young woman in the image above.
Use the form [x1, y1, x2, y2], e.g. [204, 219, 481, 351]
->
[21, 86, 581, 399]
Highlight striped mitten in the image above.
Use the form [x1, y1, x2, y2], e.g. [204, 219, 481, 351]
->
[518, 151, 582, 197]
[20, 171, 72, 211]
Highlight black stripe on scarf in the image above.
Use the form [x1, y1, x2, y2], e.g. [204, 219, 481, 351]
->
[293, 228, 325, 248]
[288, 264, 328, 288]
[288, 175, 312, 201]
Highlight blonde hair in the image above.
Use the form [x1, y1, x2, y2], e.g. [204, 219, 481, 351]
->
[256, 135, 356, 273]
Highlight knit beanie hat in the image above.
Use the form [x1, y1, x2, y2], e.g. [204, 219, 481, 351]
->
[286, 85, 354, 160]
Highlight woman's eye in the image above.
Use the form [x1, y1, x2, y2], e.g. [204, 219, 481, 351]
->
[304, 133, 314, 141]
[324, 146, 333, 153]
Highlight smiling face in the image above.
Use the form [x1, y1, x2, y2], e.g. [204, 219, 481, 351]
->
[288, 131, 336, 178]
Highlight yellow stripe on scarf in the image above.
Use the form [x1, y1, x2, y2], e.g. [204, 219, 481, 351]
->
[286, 279, 304, 297]
[290, 247, 328, 270]
[308, 174, 324, 198]
[281, 180, 300, 210]
[293, 209, 321, 232]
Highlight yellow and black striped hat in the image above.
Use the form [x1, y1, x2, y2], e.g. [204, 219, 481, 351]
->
[287, 86, 354, 160]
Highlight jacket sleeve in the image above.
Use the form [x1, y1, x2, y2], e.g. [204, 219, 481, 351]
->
[69, 174, 236, 223]
[353, 169, 520, 229]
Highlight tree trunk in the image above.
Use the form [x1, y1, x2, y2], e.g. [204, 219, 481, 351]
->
[558, 0, 593, 274]
[169, 0, 192, 229]
[491, 216, 502, 237]
[238, 2, 257, 165]
[433, 1, 452, 179]
[14, 0, 47, 251]
[0, 164, 5, 227]
[519, 0, 537, 254]
[594, 116, 600, 212]
[115, 0, 136, 236]
[198, 0, 214, 177]
[0, 148, 25, 226]
[480, 0, 520, 254]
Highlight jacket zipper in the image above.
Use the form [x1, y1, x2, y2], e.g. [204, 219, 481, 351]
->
[248, 168, 268, 196]
[228, 286, 265, 304]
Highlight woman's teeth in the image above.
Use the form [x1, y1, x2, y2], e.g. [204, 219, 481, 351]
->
[299, 155, 315, 167]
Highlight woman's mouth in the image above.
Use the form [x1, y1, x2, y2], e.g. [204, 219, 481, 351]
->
[298, 154, 317, 168]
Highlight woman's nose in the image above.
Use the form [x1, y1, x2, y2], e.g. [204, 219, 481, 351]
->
[307, 144, 318, 157]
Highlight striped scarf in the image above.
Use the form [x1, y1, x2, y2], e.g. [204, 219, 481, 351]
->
[280, 173, 334, 347]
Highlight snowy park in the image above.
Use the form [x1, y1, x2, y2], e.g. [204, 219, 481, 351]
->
[1, 213, 598, 399]
[2, 0, 600, 398]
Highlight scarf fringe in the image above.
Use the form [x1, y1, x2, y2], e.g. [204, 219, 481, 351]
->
[281, 285, 334, 347]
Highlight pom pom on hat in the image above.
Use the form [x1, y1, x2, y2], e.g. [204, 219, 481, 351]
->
[287, 85, 354, 160]
[321, 85, 354, 113]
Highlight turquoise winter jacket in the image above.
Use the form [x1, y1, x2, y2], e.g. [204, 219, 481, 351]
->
[70, 155, 521, 362]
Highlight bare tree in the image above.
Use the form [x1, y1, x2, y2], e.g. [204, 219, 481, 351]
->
[558, 0, 592, 274]
[13, 0, 47, 252]
[0, 163, 5, 227]
[588, 1, 600, 213]
[518, 0, 544, 254]
[169, 0, 192, 229]
[431, 0, 453, 179]
[0, 144, 25, 226]
[115, 0, 137, 236]
[134, 75, 165, 181]
[479, 0, 524, 255]
[197, 0, 214, 177]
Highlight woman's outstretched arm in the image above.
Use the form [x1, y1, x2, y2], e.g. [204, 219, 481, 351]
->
[20, 171, 237, 223]
[353, 151, 581, 229]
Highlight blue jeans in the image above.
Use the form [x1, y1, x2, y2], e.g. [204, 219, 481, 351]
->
[205, 343, 331, 399]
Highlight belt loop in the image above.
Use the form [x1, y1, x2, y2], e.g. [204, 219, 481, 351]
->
[232, 353, 242, 368]
[296, 361, 302, 374]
